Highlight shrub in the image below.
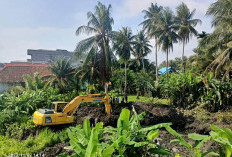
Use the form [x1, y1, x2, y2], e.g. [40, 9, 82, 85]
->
[158, 71, 232, 111]
[159, 71, 203, 108]
[0, 128, 68, 156]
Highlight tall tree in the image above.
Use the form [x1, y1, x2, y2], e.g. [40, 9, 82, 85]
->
[141, 3, 163, 83]
[113, 27, 134, 96]
[75, 2, 116, 93]
[175, 2, 201, 71]
[133, 30, 152, 70]
[151, 8, 179, 79]
[200, 0, 232, 79]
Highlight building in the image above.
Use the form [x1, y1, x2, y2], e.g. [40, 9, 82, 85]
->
[158, 67, 177, 75]
[0, 63, 51, 93]
[27, 49, 75, 64]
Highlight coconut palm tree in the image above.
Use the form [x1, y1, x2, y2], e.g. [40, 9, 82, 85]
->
[113, 27, 134, 96]
[75, 2, 116, 93]
[45, 57, 75, 92]
[175, 2, 202, 71]
[200, 0, 232, 78]
[140, 3, 163, 83]
[206, 0, 232, 27]
[151, 8, 179, 79]
[133, 30, 152, 70]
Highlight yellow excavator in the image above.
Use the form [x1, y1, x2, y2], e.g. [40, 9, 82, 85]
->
[33, 93, 112, 126]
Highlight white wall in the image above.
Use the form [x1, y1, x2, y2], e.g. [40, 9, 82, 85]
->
[0, 83, 22, 93]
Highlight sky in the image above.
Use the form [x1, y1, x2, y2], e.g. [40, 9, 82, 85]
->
[0, 0, 215, 64]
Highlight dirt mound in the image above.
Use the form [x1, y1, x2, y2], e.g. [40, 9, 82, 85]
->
[41, 142, 74, 157]
[74, 102, 191, 130]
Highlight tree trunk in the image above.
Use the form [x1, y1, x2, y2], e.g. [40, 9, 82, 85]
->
[155, 41, 158, 85]
[166, 49, 169, 80]
[124, 62, 127, 96]
[104, 82, 108, 93]
[142, 57, 145, 71]
[182, 41, 185, 73]
[119, 63, 123, 95]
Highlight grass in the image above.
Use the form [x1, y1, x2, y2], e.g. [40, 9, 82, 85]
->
[127, 95, 170, 105]
[109, 92, 170, 105]
[0, 128, 68, 156]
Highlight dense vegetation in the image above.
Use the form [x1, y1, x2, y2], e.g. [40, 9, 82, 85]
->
[1, 0, 232, 156]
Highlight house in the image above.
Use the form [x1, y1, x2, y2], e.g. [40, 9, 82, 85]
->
[158, 67, 176, 75]
[0, 63, 51, 93]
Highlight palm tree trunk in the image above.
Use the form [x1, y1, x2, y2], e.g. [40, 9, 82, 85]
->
[142, 57, 145, 71]
[182, 41, 185, 73]
[119, 63, 123, 95]
[124, 62, 127, 96]
[155, 41, 158, 85]
[166, 49, 169, 80]
[104, 82, 108, 93]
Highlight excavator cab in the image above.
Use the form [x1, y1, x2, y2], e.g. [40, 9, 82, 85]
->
[52, 102, 68, 112]
[33, 102, 74, 126]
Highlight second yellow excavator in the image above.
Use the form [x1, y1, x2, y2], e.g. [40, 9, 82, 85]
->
[33, 93, 112, 126]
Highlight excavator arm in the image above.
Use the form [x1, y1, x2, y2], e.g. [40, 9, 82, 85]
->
[62, 93, 112, 117]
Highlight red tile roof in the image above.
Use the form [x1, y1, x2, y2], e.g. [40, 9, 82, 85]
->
[0, 63, 52, 83]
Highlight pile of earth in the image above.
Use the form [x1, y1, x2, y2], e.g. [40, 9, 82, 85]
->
[74, 102, 193, 131]
[41, 142, 74, 157]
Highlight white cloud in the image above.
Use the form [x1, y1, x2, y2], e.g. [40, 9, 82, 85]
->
[115, 0, 211, 19]
[0, 27, 87, 63]
[146, 37, 199, 64]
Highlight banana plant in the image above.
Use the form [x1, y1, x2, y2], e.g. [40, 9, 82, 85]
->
[64, 119, 114, 157]
[210, 125, 232, 157]
[165, 126, 218, 157]
[104, 107, 172, 156]
[64, 107, 172, 157]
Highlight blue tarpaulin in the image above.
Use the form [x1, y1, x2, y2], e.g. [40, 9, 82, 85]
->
[158, 67, 176, 74]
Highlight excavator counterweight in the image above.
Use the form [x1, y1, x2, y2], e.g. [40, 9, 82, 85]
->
[33, 93, 112, 126]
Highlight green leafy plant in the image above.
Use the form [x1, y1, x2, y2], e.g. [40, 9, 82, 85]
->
[66, 108, 172, 157]
[210, 125, 232, 157]
[64, 119, 114, 157]
[0, 128, 67, 156]
[104, 107, 172, 156]
[159, 71, 203, 108]
[166, 126, 218, 157]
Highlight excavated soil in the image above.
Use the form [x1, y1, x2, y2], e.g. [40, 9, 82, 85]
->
[40, 102, 224, 156]
[74, 102, 193, 131]
[41, 142, 74, 157]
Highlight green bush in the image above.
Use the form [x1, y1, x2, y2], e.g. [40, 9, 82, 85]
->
[0, 128, 68, 156]
[110, 69, 154, 96]
[159, 71, 203, 108]
[202, 74, 232, 112]
[158, 71, 232, 111]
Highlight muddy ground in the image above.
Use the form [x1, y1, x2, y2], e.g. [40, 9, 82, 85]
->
[41, 102, 231, 157]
